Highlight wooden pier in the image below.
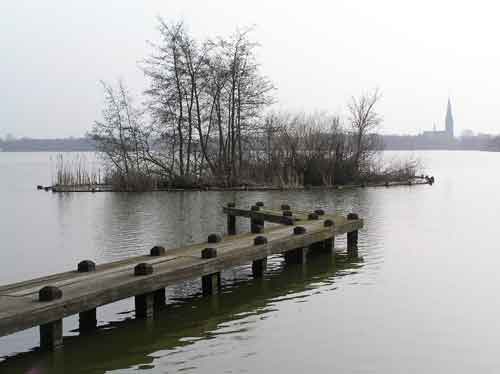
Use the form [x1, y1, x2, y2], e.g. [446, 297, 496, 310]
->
[38, 175, 434, 193]
[0, 203, 363, 350]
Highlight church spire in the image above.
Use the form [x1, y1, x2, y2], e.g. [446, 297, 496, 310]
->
[445, 98, 454, 138]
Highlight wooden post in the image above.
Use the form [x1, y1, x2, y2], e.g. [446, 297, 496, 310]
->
[323, 219, 335, 254]
[77, 260, 97, 331]
[347, 213, 359, 256]
[150, 246, 166, 256]
[251, 221, 264, 233]
[252, 236, 268, 278]
[154, 288, 166, 310]
[250, 205, 265, 233]
[38, 286, 63, 350]
[227, 202, 236, 235]
[285, 226, 308, 264]
[148, 247, 167, 311]
[284, 247, 308, 264]
[251, 219, 264, 233]
[201, 247, 221, 296]
[134, 263, 155, 319]
[135, 292, 155, 319]
[202, 273, 221, 295]
[40, 319, 63, 350]
[252, 258, 267, 277]
[79, 309, 97, 332]
[227, 215, 236, 235]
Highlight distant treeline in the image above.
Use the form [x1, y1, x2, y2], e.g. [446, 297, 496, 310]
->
[382, 134, 500, 151]
[0, 137, 94, 152]
[4, 134, 500, 153]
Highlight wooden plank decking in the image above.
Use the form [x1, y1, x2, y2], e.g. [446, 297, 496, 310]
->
[0, 205, 363, 350]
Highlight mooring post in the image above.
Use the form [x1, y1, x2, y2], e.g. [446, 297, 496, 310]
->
[322, 219, 335, 254]
[149, 246, 167, 310]
[252, 236, 268, 278]
[133, 263, 156, 319]
[40, 319, 63, 351]
[79, 309, 97, 332]
[76, 260, 98, 332]
[154, 289, 166, 310]
[284, 226, 308, 264]
[38, 286, 63, 350]
[135, 292, 155, 319]
[201, 234, 222, 296]
[347, 213, 359, 256]
[227, 202, 236, 235]
[250, 205, 264, 233]
[201, 248, 221, 295]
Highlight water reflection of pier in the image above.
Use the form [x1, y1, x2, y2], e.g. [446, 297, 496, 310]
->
[0, 250, 363, 373]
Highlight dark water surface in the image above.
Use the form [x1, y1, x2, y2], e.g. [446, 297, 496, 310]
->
[0, 151, 499, 373]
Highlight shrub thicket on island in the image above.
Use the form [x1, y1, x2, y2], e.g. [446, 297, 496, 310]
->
[86, 20, 418, 191]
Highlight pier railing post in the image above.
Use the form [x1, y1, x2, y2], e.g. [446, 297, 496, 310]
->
[227, 202, 236, 235]
[347, 213, 359, 256]
[38, 286, 63, 350]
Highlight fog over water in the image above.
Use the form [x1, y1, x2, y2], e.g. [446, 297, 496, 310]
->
[1, 150, 499, 373]
[2, 1, 500, 138]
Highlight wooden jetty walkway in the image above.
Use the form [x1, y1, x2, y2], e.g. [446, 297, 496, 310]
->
[38, 175, 434, 192]
[0, 203, 363, 350]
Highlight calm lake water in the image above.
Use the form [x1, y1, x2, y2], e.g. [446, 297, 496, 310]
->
[0, 151, 499, 373]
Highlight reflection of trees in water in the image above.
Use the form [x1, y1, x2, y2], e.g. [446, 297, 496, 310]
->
[0, 252, 363, 374]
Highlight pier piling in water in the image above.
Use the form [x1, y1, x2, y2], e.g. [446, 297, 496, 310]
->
[201, 246, 221, 295]
[227, 202, 236, 235]
[134, 263, 158, 318]
[38, 286, 63, 350]
[252, 236, 268, 277]
[284, 226, 308, 264]
[40, 319, 63, 351]
[135, 293, 155, 319]
[347, 213, 359, 256]
[79, 309, 97, 332]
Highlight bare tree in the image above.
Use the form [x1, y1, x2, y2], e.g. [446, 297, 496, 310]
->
[143, 20, 274, 185]
[348, 88, 383, 174]
[88, 80, 147, 176]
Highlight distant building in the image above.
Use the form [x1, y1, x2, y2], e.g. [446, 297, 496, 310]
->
[445, 98, 454, 137]
[421, 98, 455, 146]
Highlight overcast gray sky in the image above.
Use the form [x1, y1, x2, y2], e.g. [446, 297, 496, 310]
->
[1, 0, 498, 138]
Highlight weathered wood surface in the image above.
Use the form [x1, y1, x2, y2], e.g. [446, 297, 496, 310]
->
[223, 206, 362, 235]
[0, 214, 362, 338]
